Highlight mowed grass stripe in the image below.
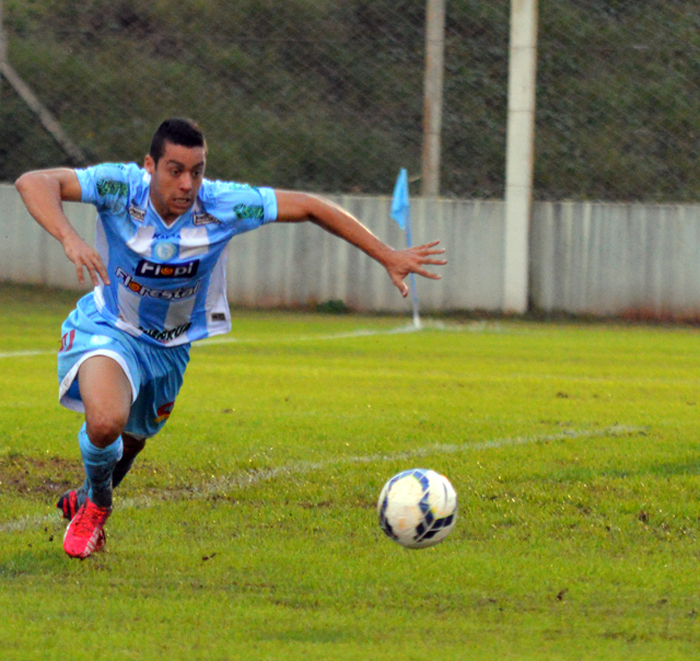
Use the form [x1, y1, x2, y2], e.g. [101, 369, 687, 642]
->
[0, 424, 642, 533]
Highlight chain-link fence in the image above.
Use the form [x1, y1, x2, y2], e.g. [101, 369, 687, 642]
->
[537, 0, 700, 203]
[1, 0, 698, 202]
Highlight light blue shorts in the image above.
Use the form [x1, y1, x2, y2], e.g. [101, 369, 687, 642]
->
[57, 295, 191, 440]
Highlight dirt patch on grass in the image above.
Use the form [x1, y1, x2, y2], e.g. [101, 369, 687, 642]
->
[0, 454, 83, 498]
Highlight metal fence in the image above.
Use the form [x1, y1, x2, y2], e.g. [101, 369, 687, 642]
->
[536, 0, 700, 203]
[0, 0, 698, 202]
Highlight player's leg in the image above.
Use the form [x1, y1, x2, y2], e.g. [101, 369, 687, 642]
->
[113, 433, 146, 488]
[59, 339, 189, 534]
[77, 354, 131, 506]
[62, 355, 132, 558]
[58, 433, 146, 519]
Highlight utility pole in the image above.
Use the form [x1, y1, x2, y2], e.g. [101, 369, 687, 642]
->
[0, 0, 7, 83]
[421, 0, 445, 198]
[503, 0, 538, 313]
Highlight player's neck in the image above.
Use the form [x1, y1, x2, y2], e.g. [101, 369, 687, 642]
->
[149, 197, 181, 227]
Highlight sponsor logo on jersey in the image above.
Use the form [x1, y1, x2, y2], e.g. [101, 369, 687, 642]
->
[210, 312, 227, 322]
[128, 204, 146, 223]
[116, 267, 201, 300]
[96, 179, 129, 198]
[233, 203, 264, 221]
[135, 259, 200, 279]
[140, 323, 192, 344]
[193, 211, 221, 226]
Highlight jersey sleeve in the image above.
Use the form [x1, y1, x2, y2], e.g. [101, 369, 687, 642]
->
[75, 163, 141, 212]
[200, 180, 278, 234]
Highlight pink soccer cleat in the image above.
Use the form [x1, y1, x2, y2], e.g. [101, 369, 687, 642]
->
[63, 499, 111, 559]
[57, 490, 81, 521]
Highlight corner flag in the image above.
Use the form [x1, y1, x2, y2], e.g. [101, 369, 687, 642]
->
[391, 168, 410, 230]
[391, 168, 421, 329]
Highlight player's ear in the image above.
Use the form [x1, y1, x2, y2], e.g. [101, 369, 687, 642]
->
[144, 154, 155, 175]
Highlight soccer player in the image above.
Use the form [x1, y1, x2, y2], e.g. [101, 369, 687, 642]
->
[15, 117, 446, 559]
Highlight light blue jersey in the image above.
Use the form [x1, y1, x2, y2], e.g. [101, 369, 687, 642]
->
[75, 162, 278, 347]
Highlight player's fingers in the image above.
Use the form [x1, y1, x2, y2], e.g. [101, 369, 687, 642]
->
[94, 257, 110, 285]
[414, 269, 442, 280]
[416, 244, 445, 253]
[86, 263, 102, 288]
[416, 240, 442, 250]
[411, 247, 445, 259]
[81, 250, 109, 286]
[391, 275, 409, 297]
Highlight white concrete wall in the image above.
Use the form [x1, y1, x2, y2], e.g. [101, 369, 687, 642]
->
[4, 183, 700, 318]
[0, 185, 505, 313]
[0, 185, 96, 290]
[530, 201, 700, 317]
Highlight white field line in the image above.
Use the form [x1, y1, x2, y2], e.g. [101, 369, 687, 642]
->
[194, 319, 499, 348]
[0, 321, 498, 360]
[0, 424, 644, 533]
[0, 349, 56, 359]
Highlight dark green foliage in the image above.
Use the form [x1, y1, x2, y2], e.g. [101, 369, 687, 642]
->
[1, 0, 698, 201]
[536, 0, 700, 201]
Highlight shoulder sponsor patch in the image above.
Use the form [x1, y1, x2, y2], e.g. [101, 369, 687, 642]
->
[128, 204, 146, 222]
[193, 211, 221, 226]
[233, 204, 264, 221]
[96, 179, 129, 198]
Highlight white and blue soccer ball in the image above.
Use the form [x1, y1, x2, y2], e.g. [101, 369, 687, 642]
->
[377, 468, 458, 549]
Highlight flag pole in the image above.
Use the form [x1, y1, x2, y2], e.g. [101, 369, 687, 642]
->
[391, 168, 421, 330]
[405, 213, 422, 329]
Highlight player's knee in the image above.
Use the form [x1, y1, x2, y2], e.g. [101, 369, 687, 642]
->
[85, 411, 128, 448]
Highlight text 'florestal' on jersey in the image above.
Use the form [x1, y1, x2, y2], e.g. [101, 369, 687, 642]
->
[116, 267, 201, 300]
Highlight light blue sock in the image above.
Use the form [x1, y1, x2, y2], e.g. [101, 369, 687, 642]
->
[78, 423, 123, 509]
[74, 453, 135, 508]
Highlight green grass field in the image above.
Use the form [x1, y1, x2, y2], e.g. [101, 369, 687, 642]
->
[2, 283, 700, 660]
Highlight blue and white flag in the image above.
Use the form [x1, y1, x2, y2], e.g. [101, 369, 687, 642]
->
[391, 168, 410, 230]
[390, 168, 421, 329]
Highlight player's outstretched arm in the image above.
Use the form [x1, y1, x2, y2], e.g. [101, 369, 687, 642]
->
[274, 190, 446, 298]
[15, 168, 110, 286]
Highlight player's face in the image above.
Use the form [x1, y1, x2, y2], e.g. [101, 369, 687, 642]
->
[145, 141, 206, 224]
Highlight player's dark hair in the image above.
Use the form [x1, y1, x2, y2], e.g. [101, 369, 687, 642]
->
[149, 118, 207, 163]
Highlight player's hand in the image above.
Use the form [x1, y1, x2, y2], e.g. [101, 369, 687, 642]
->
[385, 240, 446, 298]
[62, 233, 110, 287]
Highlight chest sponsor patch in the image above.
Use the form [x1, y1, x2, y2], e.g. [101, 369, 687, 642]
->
[135, 259, 200, 279]
[140, 323, 192, 343]
[116, 267, 201, 300]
